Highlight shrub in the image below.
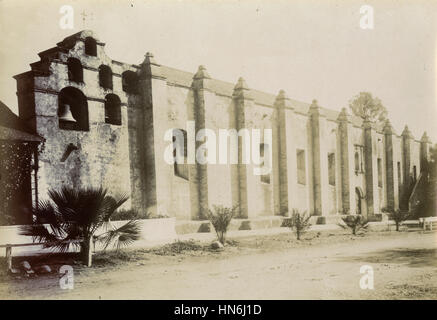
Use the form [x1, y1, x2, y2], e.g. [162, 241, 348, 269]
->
[110, 210, 169, 221]
[339, 215, 369, 235]
[152, 240, 203, 255]
[110, 209, 151, 221]
[287, 209, 312, 240]
[19, 187, 141, 266]
[207, 205, 237, 245]
[389, 210, 410, 231]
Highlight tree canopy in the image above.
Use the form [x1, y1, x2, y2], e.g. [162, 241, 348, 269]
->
[348, 92, 388, 124]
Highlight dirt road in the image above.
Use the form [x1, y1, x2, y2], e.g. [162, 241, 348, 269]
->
[2, 231, 437, 299]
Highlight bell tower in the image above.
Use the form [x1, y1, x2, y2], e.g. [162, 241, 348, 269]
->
[13, 31, 138, 206]
[58, 104, 76, 123]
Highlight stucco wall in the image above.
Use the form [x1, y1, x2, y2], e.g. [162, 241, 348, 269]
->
[14, 30, 430, 223]
[351, 126, 367, 214]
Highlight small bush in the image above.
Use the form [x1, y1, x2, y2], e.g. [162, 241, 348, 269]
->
[152, 240, 203, 255]
[389, 210, 410, 231]
[207, 205, 238, 245]
[287, 209, 312, 240]
[110, 209, 151, 221]
[339, 215, 369, 235]
[19, 187, 140, 267]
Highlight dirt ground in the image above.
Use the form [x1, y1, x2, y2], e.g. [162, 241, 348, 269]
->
[0, 228, 436, 300]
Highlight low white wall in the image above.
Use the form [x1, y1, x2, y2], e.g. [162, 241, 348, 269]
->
[0, 218, 177, 257]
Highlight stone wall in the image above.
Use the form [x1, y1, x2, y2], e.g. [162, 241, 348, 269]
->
[14, 30, 432, 221]
[14, 31, 136, 208]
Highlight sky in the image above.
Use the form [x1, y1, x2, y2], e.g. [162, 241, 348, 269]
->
[0, 0, 436, 141]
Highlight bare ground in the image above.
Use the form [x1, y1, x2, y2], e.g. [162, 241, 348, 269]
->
[0, 229, 436, 300]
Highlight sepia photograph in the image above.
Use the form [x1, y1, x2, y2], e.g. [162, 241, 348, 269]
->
[0, 0, 436, 304]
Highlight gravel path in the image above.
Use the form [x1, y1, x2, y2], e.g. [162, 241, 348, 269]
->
[1, 230, 436, 299]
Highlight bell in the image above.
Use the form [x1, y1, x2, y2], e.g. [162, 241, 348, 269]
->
[59, 104, 76, 122]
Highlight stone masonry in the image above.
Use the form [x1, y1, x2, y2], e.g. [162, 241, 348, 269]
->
[13, 30, 432, 221]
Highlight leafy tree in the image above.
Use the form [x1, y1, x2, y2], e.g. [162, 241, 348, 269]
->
[349, 92, 388, 124]
[19, 186, 141, 266]
[285, 209, 312, 240]
[389, 210, 410, 231]
[207, 205, 237, 245]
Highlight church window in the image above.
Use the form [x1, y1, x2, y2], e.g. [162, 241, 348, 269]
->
[260, 143, 270, 184]
[173, 129, 188, 180]
[297, 149, 306, 185]
[122, 71, 139, 94]
[328, 153, 335, 186]
[84, 37, 97, 56]
[67, 58, 83, 83]
[58, 87, 89, 131]
[104, 94, 121, 125]
[99, 65, 113, 90]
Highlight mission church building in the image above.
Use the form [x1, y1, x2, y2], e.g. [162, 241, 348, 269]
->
[10, 30, 432, 223]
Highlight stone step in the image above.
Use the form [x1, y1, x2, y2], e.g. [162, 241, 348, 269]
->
[312, 215, 345, 225]
[175, 213, 393, 234]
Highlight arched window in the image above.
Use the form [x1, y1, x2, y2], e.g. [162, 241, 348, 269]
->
[377, 158, 383, 187]
[173, 129, 188, 180]
[296, 149, 306, 185]
[122, 71, 138, 94]
[354, 152, 360, 172]
[260, 143, 270, 184]
[104, 94, 121, 125]
[84, 37, 97, 56]
[328, 153, 335, 186]
[99, 65, 113, 90]
[58, 87, 89, 131]
[67, 58, 83, 83]
[397, 161, 402, 188]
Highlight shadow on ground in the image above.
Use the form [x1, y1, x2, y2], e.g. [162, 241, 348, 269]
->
[335, 248, 437, 268]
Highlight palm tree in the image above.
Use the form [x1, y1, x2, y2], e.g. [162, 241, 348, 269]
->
[19, 186, 141, 266]
[338, 215, 369, 235]
[287, 209, 312, 240]
[207, 205, 238, 245]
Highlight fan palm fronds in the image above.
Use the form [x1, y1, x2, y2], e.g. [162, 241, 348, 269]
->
[286, 209, 312, 240]
[19, 186, 139, 266]
[207, 205, 238, 245]
[338, 215, 369, 235]
[97, 220, 141, 250]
